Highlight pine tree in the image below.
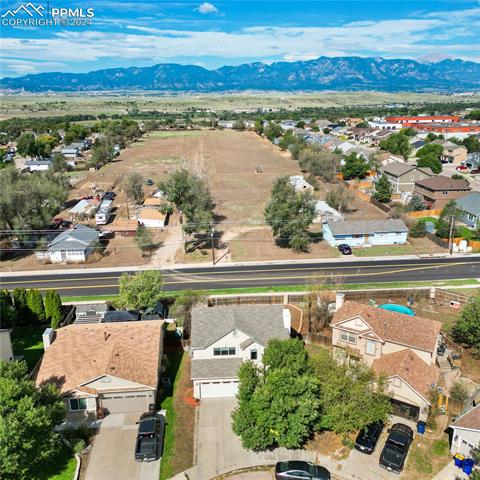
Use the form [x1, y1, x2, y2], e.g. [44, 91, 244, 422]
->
[50, 291, 63, 329]
[44, 290, 53, 321]
[27, 289, 46, 325]
[0, 290, 15, 328]
[12, 288, 30, 326]
[373, 174, 393, 203]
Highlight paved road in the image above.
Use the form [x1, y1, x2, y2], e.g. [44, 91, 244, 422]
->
[1, 257, 480, 296]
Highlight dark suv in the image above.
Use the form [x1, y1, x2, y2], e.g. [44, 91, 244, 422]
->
[355, 421, 384, 454]
[379, 423, 414, 473]
[275, 461, 330, 479]
[134, 413, 165, 462]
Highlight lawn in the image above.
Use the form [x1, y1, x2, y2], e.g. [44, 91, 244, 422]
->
[159, 349, 196, 479]
[39, 443, 76, 480]
[352, 244, 416, 257]
[11, 326, 46, 371]
[405, 434, 451, 480]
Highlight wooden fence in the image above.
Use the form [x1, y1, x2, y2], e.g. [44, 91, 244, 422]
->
[406, 209, 442, 218]
[434, 288, 469, 306]
[303, 332, 332, 347]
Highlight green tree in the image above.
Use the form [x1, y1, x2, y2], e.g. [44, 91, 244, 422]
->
[436, 200, 460, 239]
[27, 289, 45, 324]
[341, 152, 369, 180]
[407, 194, 426, 212]
[379, 132, 411, 159]
[16, 132, 36, 158]
[296, 120, 306, 128]
[417, 144, 443, 174]
[171, 290, 206, 339]
[264, 176, 316, 252]
[117, 270, 164, 310]
[232, 339, 321, 451]
[0, 290, 15, 328]
[254, 119, 263, 135]
[0, 360, 65, 480]
[400, 127, 417, 137]
[264, 122, 283, 142]
[452, 291, 480, 353]
[44, 290, 63, 329]
[52, 152, 67, 172]
[409, 221, 427, 238]
[355, 121, 369, 128]
[325, 186, 354, 214]
[312, 349, 391, 435]
[232, 120, 246, 131]
[12, 288, 30, 326]
[373, 174, 392, 203]
[298, 149, 340, 183]
[135, 224, 154, 255]
[123, 172, 144, 204]
[463, 135, 480, 153]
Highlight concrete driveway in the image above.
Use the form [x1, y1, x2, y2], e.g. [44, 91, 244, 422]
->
[85, 412, 161, 480]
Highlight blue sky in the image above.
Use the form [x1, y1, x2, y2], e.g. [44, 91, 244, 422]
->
[1, 0, 480, 77]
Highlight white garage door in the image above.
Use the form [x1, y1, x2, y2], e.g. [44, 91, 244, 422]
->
[100, 392, 151, 413]
[199, 381, 238, 399]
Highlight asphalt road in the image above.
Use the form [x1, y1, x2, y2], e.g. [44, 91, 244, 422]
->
[1, 257, 479, 297]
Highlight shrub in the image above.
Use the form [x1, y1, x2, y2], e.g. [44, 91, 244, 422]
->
[72, 438, 86, 454]
[450, 381, 470, 402]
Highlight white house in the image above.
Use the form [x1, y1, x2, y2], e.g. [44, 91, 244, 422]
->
[323, 219, 409, 247]
[0, 329, 14, 362]
[36, 224, 99, 263]
[61, 146, 80, 159]
[35, 322, 163, 425]
[190, 304, 291, 399]
[450, 404, 480, 457]
[289, 175, 314, 193]
[25, 159, 52, 171]
[314, 200, 344, 224]
[138, 209, 167, 228]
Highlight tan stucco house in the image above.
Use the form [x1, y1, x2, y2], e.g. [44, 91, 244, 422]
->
[382, 162, 434, 193]
[331, 296, 441, 422]
[35, 321, 163, 426]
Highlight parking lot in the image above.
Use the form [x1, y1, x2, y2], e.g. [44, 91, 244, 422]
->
[85, 412, 162, 480]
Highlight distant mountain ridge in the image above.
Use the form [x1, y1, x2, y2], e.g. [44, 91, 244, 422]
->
[2, 56, 480, 93]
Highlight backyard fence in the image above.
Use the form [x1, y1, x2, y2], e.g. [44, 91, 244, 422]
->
[434, 289, 469, 306]
[303, 332, 332, 347]
[406, 209, 442, 218]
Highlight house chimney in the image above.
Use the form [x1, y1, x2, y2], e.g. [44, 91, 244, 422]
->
[335, 292, 345, 312]
[282, 308, 291, 333]
[42, 328, 55, 350]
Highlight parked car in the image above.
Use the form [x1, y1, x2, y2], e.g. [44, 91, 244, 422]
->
[355, 421, 384, 454]
[134, 413, 165, 462]
[338, 243, 352, 255]
[455, 165, 468, 171]
[103, 191, 116, 200]
[471, 168, 480, 175]
[275, 461, 330, 479]
[379, 423, 414, 473]
[146, 179, 154, 186]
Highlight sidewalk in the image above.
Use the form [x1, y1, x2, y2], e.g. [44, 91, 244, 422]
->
[432, 461, 470, 479]
[2, 252, 477, 278]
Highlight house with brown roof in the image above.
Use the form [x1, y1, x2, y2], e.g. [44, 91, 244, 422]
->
[331, 295, 442, 422]
[432, 140, 468, 165]
[382, 162, 434, 193]
[35, 322, 163, 425]
[414, 176, 471, 209]
[450, 404, 480, 456]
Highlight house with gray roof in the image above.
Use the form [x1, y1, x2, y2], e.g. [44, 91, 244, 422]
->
[456, 192, 480, 228]
[190, 304, 291, 399]
[36, 224, 99, 264]
[323, 219, 409, 247]
[382, 162, 434, 193]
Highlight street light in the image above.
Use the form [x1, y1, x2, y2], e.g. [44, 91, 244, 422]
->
[210, 226, 215, 265]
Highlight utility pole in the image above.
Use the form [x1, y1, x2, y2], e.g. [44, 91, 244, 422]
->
[210, 226, 215, 265]
[448, 213, 455, 255]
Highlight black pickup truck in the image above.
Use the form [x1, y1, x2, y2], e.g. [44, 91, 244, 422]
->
[134, 413, 165, 462]
[379, 423, 414, 473]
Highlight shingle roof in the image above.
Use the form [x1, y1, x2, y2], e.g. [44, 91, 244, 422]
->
[415, 176, 471, 191]
[48, 224, 99, 252]
[383, 162, 415, 177]
[372, 349, 439, 401]
[190, 304, 290, 349]
[331, 301, 441, 353]
[451, 404, 480, 431]
[191, 358, 243, 380]
[139, 209, 167, 221]
[456, 192, 480, 216]
[35, 321, 163, 395]
[326, 219, 408, 236]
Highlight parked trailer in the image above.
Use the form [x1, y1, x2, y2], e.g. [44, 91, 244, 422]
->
[95, 199, 113, 225]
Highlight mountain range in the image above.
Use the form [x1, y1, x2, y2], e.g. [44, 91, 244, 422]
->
[2, 56, 480, 93]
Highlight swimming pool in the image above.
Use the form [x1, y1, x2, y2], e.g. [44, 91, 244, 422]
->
[378, 304, 416, 316]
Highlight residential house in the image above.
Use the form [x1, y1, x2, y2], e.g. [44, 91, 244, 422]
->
[331, 297, 441, 421]
[414, 176, 471, 209]
[35, 322, 163, 424]
[25, 159, 52, 171]
[450, 404, 480, 456]
[138, 209, 167, 228]
[313, 200, 344, 224]
[436, 141, 468, 165]
[382, 162, 434, 193]
[323, 219, 409, 247]
[0, 329, 14, 362]
[190, 304, 291, 399]
[68, 200, 98, 222]
[456, 192, 480, 228]
[61, 146, 80, 159]
[466, 152, 480, 169]
[74, 304, 109, 324]
[289, 175, 314, 193]
[346, 127, 377, 142]
[370, 129, 395, 145]
[143, 197, 164, 208]
[36, 224, 99, 263]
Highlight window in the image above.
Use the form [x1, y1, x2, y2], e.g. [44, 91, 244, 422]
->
[213, 347, 236, 356]
[69, 398, 87, 411]
[340, 330, 356, 344]
[250, 349, 258, 360]
[366, 340, 376, 355]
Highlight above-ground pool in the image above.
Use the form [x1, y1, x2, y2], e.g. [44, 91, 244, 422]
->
[378, 304, 416, 316]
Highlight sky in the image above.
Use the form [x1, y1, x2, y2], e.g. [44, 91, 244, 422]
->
[1, 0, 480, 77]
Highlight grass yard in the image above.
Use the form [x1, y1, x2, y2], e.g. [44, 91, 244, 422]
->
[405, 435, 451, 480]
[39, 443, 76, 480]
[11, 326, 46, 371]
[159, 349, 196, 479]
[353, 244, 415, 257]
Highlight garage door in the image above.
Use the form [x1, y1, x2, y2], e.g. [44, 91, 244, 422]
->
[199, 381, 238, 399]
[100, 392, 151, 413]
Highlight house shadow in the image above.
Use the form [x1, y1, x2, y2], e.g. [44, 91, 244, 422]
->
[156, 336, 183, 410]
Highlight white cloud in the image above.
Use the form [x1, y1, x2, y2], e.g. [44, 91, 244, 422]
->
[196, 2, 218, 14]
